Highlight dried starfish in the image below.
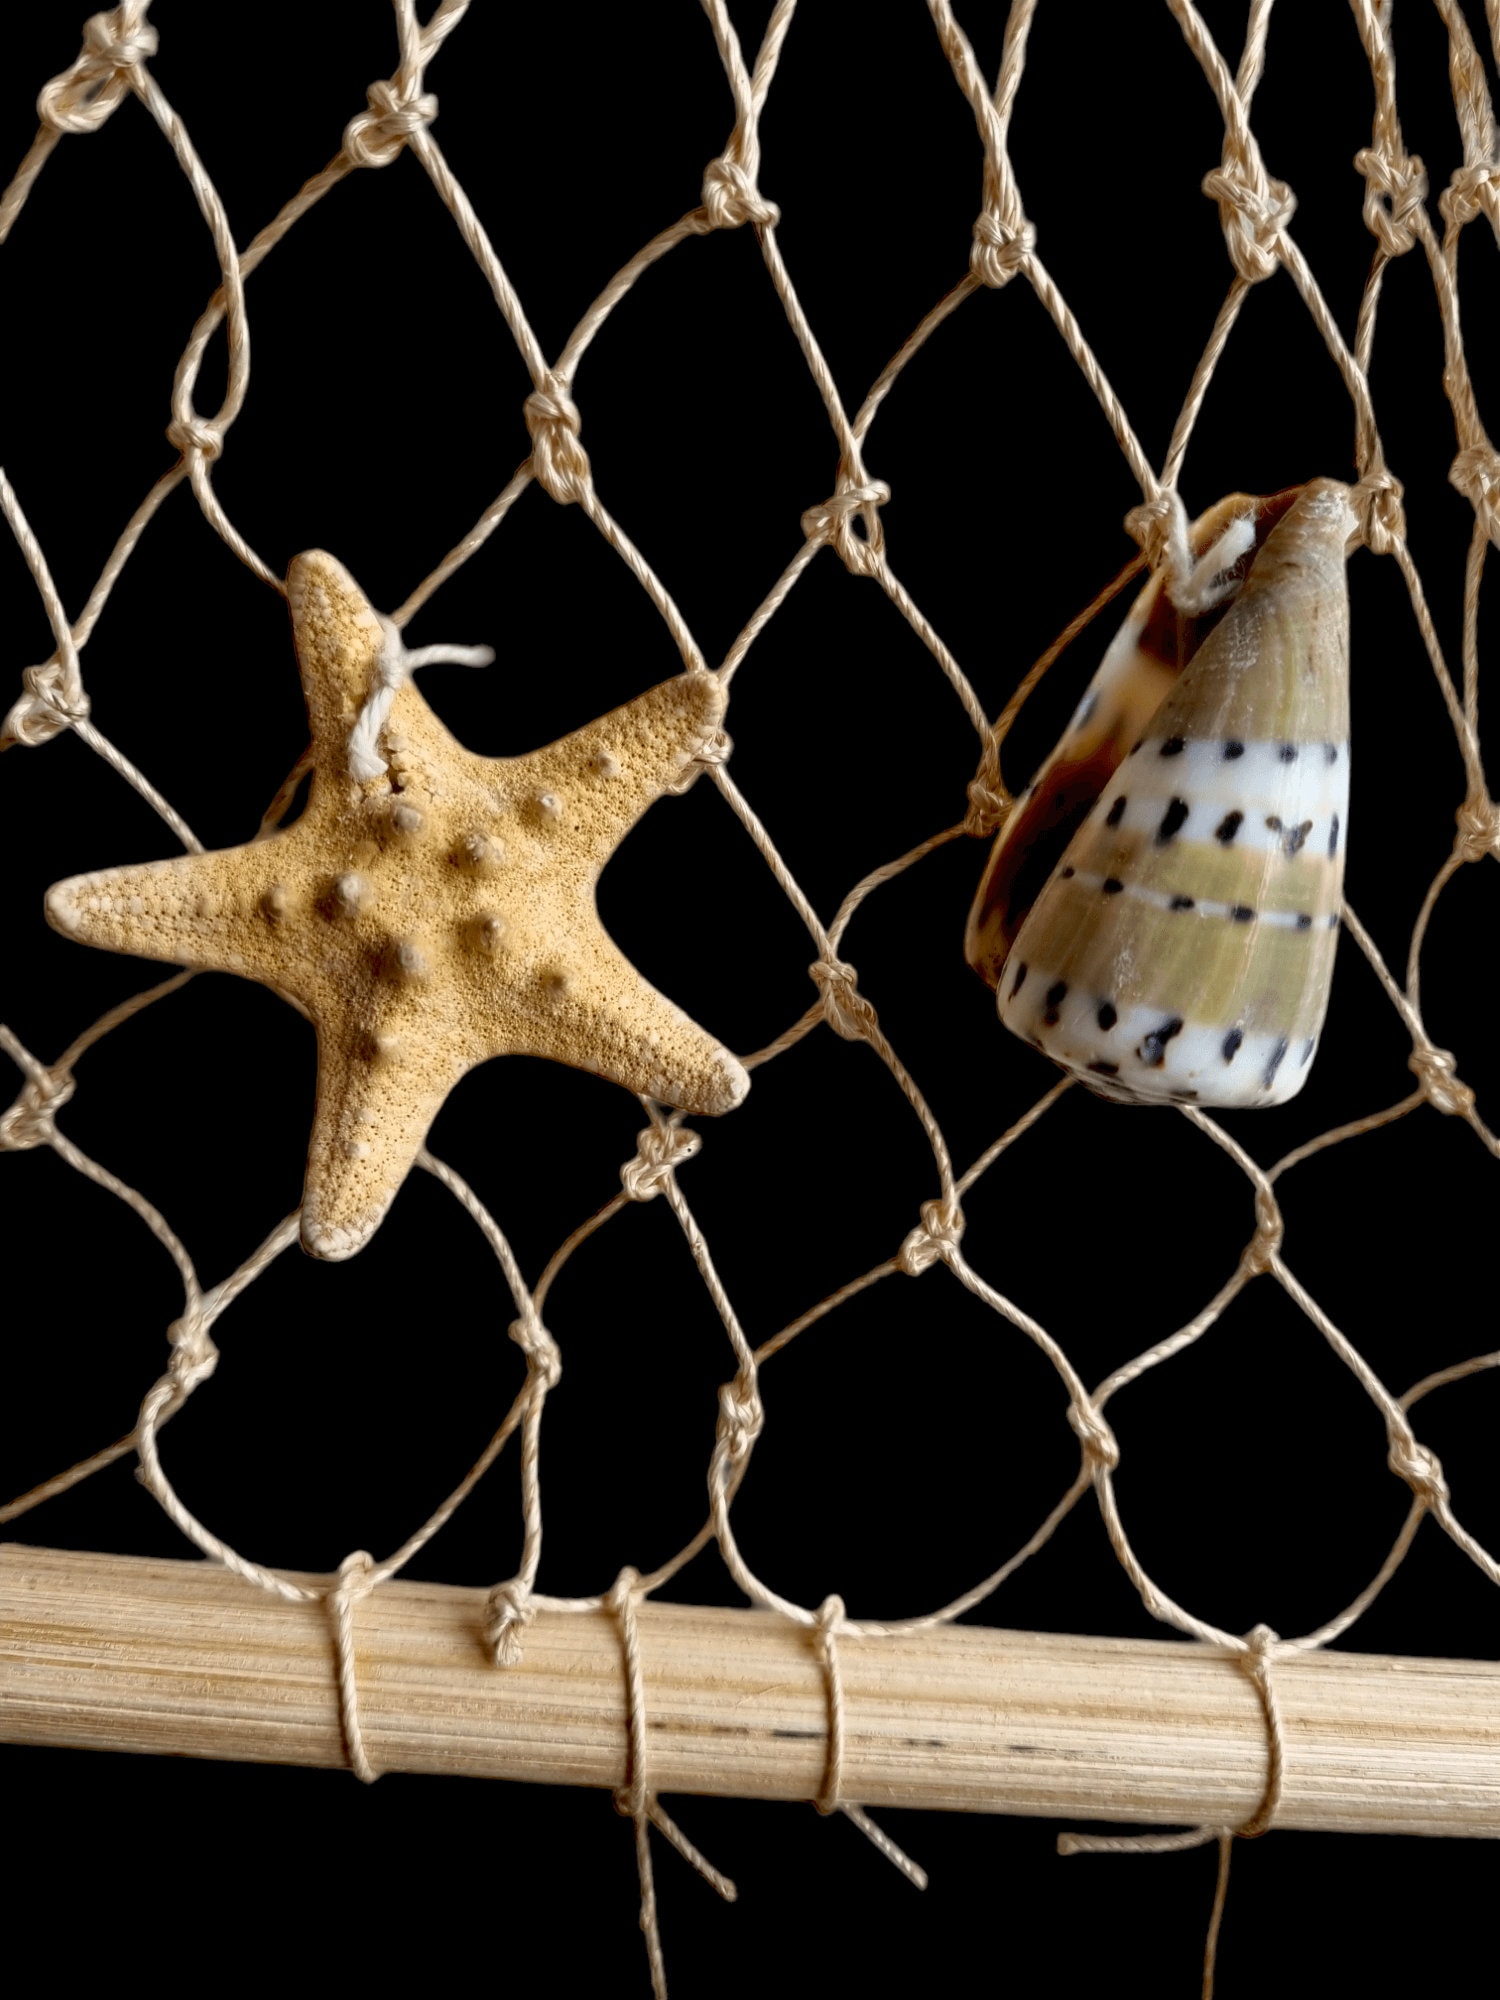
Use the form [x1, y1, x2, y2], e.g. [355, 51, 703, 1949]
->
[47, 552, 748, 1258]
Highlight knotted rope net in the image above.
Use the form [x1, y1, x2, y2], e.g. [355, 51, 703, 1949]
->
[3, 3, 1498, 1992]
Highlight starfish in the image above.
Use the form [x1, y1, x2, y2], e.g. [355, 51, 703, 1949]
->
[46, 552, 748, 1259]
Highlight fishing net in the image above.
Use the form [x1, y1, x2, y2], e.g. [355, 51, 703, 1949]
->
[3, 3, 1497, 1992]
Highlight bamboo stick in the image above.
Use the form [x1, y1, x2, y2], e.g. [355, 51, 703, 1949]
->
[3, 1542, 1497, 1837]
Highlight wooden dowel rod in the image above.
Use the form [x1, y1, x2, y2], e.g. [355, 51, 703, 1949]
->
[4, 1542, 1497, 1837]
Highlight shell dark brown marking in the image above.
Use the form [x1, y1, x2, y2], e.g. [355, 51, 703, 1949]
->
[1263, 1037, 1289, 1088]
[1102, 876, 1124, 895]
[1231, 904, 1256, 924]
[1278, 742, 1298, 761]
[1156, 797, 1189, 844]
[1043, 978, 1068, 1025]
[1097, 1001, 1118, 1030]
[1140, 1016, 1184, 1067]
[1328, 811, 1340, 857]
[1169, 894, 1196, 910]
[1011, 960, 1029, 997]
[1105, 795, 1127, 827]
[1224, 739, 1245, 759]
[1088, 1060, 1119, 1076]
[1215, 810, 1244, 844]
[1160, 736, 1185, 757]
[1222, 1028, 1244, 1063]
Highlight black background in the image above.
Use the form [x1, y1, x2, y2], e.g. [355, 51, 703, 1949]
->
[3, 4, 1497, 1993]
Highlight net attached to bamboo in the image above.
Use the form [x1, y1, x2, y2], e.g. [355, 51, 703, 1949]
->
[3, 3, 1498, 1993]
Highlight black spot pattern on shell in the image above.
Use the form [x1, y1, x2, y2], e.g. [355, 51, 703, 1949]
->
[1279, 743, 1298, 762]
[1097, 1001, 1117, 1031]
[1224, 740, 1245, 760]
[1011, 961, 1028, 998]
[1231, 904, 1256, 924]
[1222, 1028, 1244, 1064]
[1216, 810, 1243, 844]
[1087, 1060, 1119, 1077]
[1160, 737, 1185, 757]
[1102, 877, 1124, 895]
[1169, 894, 1195, 911]
[1156, 797, 1189, 844]
[1263, 1037, 1289, 1088]
[1140, 1016, 1184, 1068]
[1328, 811, 1340, 858]
[1043, 979, 1068, 1026]
[1296, 912, 1313, 929]
[1105, 795, 1127, 828]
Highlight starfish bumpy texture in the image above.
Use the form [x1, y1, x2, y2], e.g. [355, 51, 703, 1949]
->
[47, 553, 748, 1259]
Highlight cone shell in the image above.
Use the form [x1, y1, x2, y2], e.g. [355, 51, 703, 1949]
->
[971, 479, 1354, 1108]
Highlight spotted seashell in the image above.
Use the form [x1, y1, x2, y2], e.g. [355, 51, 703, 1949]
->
[967, 479, 1353, 1108]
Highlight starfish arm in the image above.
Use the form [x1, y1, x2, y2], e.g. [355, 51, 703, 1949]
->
[300, 1015, 471, 1260]
[45, 838, 319, 1003]
[495, 669, 726, 868]
[287, 549, 388, 758]
[492, 920, 749, 1115]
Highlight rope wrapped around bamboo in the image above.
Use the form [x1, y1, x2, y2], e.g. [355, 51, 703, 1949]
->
[4, 1544, 1497, 1838]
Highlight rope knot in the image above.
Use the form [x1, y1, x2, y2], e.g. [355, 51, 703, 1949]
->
[799, 478, 889, 579]
[4, 659, 91, 748]
[701, 154, 780, 230]
[1243, 1622, 1280, 1668]
[1440, 162, 1496, 232]
[1387, 1435, 1449, 1510]
[484, 1580, 537, 1667]
[809, 956, 879, 1042]
[896, 1196, 965, 1277]
[1124, 488, 1190, 584]
[343, 76, 438, 169]
[1355, 144, 1428, 257]
[1067, 1400, 1120, 1472]
[524, 375, 593, 506]
[1454, 791, 1500, 864]
[965, 740, 1010, 839]
[1408, 1043, 1475, 1119]
[1202, 150, 1296, 284]
[1241, 1186, 1285, 1277]
[664, 722, 732, 795]
[0, 1063, 74, 1150]
[165, 414, 224, 462]
[1450, 443, 1500, 547]
[1350, 465, 1406, 556]
[717, 1374, 764, 1461]
[509, 1313, 562, 1391]
[620, 1123, 701, 1201]
[167, 1309, 219, 1390]
[335, 1547, 377, 1605]
[37, 9, 157, 135]
[970, 207, 1037, 288]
